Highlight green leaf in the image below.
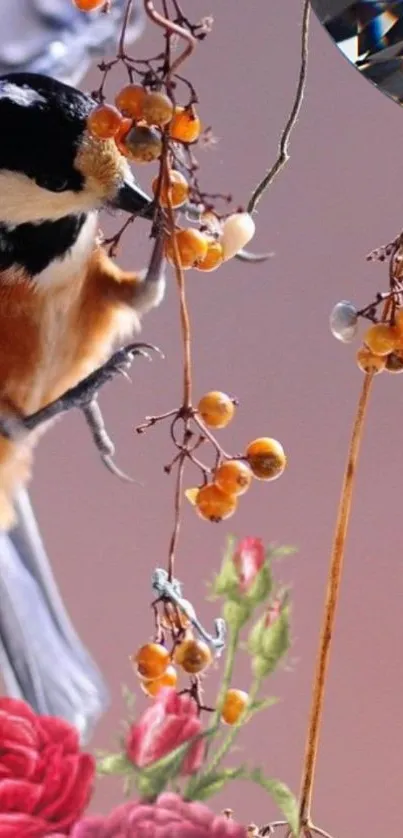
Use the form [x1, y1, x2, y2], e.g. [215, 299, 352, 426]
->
[97, 752, 134, 776]
[266, 544, 298, 561]
[249, 768, 300, 837]
[212, 536, 240, 599]
[248, 696, 279, 714]
[137, 728, 217, 800]
[186, 766, 245, 802]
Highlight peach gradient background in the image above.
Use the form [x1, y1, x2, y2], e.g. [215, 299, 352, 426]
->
[19, 1, 403, 834]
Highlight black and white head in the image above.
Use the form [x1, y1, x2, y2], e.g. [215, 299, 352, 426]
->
[0, 72, 153, 226]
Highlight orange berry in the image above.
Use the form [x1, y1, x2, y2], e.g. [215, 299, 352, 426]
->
[133, 643, 170, 680]
[221, 689, 248, 725]
[214, 460, 252, 496]
[196, 484, 237, 522]
[73, 0, 104, 9]
[245, 438, 287, 482]
[356, 347, 386, 375]
[197, 391, 235, 429]
[115, 84, 146, 120]
[364, 323, 399, 356]
[394, 308, 403, 334]
[122, 125, 162, 163]
[165, 229, 209, 269]
[152, 170, 189, 209]
[169, 106, 201, 143]
[141, 665, 178, 697]
[174, 636, 212, 674]
[196, 239, 224, 272]
[87, 104, 122, 139]
[386, 351, 403, 373]
[142, 91, 174, 127]
[114, 117, 133, 156]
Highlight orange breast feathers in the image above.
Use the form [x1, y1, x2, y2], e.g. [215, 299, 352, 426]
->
[0, 246, 154, 528]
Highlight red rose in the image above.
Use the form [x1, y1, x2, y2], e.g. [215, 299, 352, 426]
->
[0, 697, 95, 838]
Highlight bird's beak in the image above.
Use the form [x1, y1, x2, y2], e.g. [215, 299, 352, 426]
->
[109, 177, 155, 220]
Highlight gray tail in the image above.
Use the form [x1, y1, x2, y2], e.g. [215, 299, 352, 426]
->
[0, 488, 109, 743]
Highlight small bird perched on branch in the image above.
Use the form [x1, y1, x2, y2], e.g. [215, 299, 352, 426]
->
[0, 70, 166, 741]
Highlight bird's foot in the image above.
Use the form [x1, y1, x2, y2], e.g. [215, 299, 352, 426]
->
[0, 342, 163, 481]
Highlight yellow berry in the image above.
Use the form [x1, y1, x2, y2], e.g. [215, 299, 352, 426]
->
[142, 91, 174, 127]
[174, 637, 212, 674]
[214, 460, 252, 496]
[169, 106, 201, 143]
[152, 170, 189, 209]
[245, 437, 287, 482]
[141, 665, 178, 697]
[115, 85, 146, 120]
[197, 391, 235, 429]
[364, 323, 399, 356]
[221, 689, 248, 725]
[356, 347, 386, 374]
[196, 239, 224, 272]
[87, 104, 122, 139]
[196, 484, 238, 522]
[165, 229, 209, 269]
[132, 643, 170, 680]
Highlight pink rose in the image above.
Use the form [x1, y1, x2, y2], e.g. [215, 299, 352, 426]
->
[0, 697, 95, 837]
[71, 792, 248, 838]
[232, 537, 265, 593]
[126, 688, 205, 776]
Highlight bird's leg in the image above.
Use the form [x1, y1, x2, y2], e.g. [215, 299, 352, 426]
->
[0, 342, 162, 480]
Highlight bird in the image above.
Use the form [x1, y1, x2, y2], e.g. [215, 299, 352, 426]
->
[0, 70, 167, 742]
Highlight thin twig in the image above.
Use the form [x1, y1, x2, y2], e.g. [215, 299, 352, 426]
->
[298, 372, 374, 824]
[247, 0, 310, 215]
[144, 0, 196, 82]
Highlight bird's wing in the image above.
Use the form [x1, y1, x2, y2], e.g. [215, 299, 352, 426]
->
[0, 0, 145, 85]
[0, 488, 109, 743]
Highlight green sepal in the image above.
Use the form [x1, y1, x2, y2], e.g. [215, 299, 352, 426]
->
[185, 765, 246, 802]
[248, 768, 300, 837]
[96, 752, 134, 776]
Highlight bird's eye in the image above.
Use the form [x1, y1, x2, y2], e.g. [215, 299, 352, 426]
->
[36, 175, 69, 193]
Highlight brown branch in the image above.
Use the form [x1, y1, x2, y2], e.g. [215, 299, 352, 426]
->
[144, 0, 196, 83]
[298, 372, 374, 825]
[247, 0, 311, 215]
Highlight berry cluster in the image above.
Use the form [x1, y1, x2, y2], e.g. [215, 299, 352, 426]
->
[330, 232, 403, 376]
[131, 632, 247, 724]
[87, 86, 255, 269]
[188, 391, 287, 522]
[137, 391, 287, 525]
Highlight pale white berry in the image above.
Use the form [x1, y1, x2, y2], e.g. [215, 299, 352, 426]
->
[329, 300, 358, 343]
[221, 212, 255, 261]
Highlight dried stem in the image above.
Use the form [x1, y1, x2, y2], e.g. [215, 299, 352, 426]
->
[247, 0, 310, 215]
[167, 451, 186, 581]
[298, 372, 374, 825]
[144, 0, 196, 82]
[118, 0, 134, 57]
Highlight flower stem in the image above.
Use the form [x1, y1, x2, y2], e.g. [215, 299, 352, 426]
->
[298, 372, 374, 825]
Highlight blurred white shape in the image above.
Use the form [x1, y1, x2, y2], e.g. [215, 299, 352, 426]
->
[0, 0, 146, 85]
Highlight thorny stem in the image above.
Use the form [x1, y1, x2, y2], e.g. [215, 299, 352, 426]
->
[298, 372, 374, 826]
[247, 0, 310, 215]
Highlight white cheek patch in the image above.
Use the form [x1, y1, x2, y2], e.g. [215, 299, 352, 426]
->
[0, 83, 46, 108]
[0, 170, 101, 225]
